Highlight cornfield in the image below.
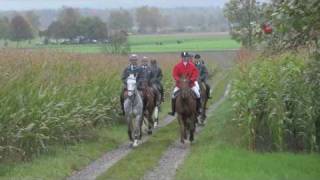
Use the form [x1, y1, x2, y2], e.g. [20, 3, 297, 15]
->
[0, 49, 177, 161]
[231, 53, 320, 152]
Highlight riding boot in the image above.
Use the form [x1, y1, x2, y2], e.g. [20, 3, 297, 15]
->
[120, 94, 125, 115]
[206, 84, 211, 99]
[168, 98, 176, 116]
[196, 98, 201, 114]
[159, 84, 164, 102]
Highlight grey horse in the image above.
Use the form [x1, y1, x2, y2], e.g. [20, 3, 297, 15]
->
[124, 74, 144, 147]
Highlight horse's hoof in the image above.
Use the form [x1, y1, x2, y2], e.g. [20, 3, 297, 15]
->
[154, 122, 158, 128]
[199, 122, 205, 126]
[132, 140, 139, 148]
[148, 130, 153, 135]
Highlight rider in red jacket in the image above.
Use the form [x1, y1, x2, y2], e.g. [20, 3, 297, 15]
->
[173, 57, 199, 88]
[168, 52, 201, 116]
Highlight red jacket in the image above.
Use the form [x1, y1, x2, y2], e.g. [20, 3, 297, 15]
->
[173, 60, 199, 87]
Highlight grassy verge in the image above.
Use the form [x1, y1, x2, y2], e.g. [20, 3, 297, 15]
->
[175, 100, 320, 180]
[0, 124, 128, 180]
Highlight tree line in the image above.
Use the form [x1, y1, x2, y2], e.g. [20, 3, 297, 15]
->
[0, 6, 228, 45]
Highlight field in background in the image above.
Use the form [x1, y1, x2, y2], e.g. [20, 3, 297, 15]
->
[0, 32, 240, 53]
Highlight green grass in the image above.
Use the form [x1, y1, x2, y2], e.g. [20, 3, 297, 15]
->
[0, 33, 240, 53]
[0, 125, 128, 180]
[129, 33, 240, 53]
[175, 100, 320, 180]
[96, 121, 179, 180]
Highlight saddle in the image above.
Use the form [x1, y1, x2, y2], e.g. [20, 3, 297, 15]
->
[174, 89, 197, 99]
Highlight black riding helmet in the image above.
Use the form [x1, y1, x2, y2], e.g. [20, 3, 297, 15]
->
[181, 51, 190, 62]
[194, 54, 201, 59]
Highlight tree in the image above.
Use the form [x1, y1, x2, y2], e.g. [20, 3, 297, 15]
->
[108, 9, 133, 31]
[135, 6, 164, 33]
[78, 16, 108, 41]
[266, 0, 320, 52]
[9, 15, 34, 46]
[105, 30, 130, 54]
[224, 0, 262, 48]
[57, 7, 81, 40]
[0, 17, 10, 46]
[24, 11, 40, 33]
[46, 21, 64, 41]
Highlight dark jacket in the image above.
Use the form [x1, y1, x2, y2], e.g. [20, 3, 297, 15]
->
[196, 63, 208, 82]
[121, 65, 142, 84]
[138, 65, 152, 85]
[150, 65, 163, 84]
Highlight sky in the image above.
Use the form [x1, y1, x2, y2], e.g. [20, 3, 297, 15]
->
[0, 0, 229, 10]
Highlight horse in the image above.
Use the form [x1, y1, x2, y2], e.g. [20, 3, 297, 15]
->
[140, 80, 157, 134]
[175, 76, 197, 144]
[199, 81, 208, 124]
[124, 74, 144, 147]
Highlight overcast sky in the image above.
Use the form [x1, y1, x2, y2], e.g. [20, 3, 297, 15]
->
[0, 0, 229, 10]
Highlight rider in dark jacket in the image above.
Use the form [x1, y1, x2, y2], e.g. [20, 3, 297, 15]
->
[195, 54, 211, 99]
[150, 59, 164, 102]
[121, 55, 141, 85]
[120, 54, 142, 115]
[138, 56, 153, 89]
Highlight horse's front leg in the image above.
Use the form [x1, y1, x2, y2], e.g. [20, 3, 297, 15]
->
[131, 113, 142, 148]
[147, 111, 154, 135]
[189, 115, 196, 142]
[153, 106, 159, 128]
[127, 115, 133, 142]
[178, 114, 185, 144]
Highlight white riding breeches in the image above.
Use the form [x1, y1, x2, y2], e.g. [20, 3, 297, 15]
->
[194, 81, 200, 91]
[171, 84, 201, 99]
[192, 82, 201, 98]
[172, 87, 180, 98]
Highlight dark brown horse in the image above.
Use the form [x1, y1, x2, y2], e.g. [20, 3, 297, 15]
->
[140, 81, 157, 135]
[199, 81, 208, 124]
[175, 76, 197, 143]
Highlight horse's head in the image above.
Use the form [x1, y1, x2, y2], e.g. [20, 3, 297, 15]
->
[179, 76, 191, 99]
[127, 74, 137, 97]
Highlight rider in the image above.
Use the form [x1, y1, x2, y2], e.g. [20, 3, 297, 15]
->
[168, 52, 201, 116]
[138, 56, 154, 110]
[138, 56, 153, 89]
[194, 54, 211, 99]
[150, 59, 164, 102]
[120, 54, 142, 115]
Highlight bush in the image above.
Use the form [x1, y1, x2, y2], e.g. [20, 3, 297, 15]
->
[231, 53, 319, 152]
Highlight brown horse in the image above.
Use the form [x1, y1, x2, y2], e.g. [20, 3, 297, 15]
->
[199, 81, 208, 124]
[140, 81, 157, 135]
[175, 76, 197, 143]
